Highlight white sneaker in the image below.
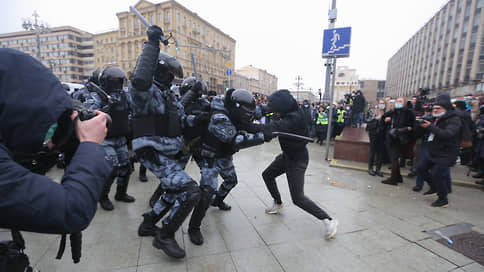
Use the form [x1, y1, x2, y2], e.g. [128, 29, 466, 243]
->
[323, 218, 338, 240]
[265, 201, 283, 214]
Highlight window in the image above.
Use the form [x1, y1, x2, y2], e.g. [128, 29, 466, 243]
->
[159, 13, 162, 23]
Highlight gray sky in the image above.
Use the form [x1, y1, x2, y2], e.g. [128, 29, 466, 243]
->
[1, 0, 449, 93]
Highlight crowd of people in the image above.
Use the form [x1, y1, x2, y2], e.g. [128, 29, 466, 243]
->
[363, 88, 484, 208]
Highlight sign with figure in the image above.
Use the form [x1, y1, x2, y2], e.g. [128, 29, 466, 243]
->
[322, 27, 351, 58]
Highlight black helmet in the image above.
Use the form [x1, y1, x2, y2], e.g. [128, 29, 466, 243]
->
[179, 76, 208, 96]
[99, 66, 126, 92]
[226, 88, 256, 125]
[154, 51, 183, 85]
[89, 68, 102, 85]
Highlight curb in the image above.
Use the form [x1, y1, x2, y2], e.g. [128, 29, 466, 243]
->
[329, 159, 483, 190]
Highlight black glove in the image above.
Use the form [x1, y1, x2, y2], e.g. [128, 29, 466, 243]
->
[147, 25, 164, 43]
[194, 112, 210, 125]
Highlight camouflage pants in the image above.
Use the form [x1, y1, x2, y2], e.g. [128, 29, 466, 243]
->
[137, 148, 196, 224]
[200, 156, 237, 198]
[102, 137, 131, 184]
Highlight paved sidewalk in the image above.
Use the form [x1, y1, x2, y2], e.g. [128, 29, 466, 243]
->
[2, 141, 484, 271]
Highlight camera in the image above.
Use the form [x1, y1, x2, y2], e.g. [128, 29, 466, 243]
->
[416, 115, 433, 124]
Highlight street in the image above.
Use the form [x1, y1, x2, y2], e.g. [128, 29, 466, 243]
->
[3, 140, 484, 272]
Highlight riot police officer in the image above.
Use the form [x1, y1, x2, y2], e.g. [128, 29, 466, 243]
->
[146, 76, 209, 208]
[130, 25, 205, 259]
[84, 66, 135, 211]
[188, 89, 265, 245]
[72, 68, 102, 103]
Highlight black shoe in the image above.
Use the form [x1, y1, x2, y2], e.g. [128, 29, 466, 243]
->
[99, 197, 114, 211]
[153, 232, 186, 259]
[475, 180, 484, 185]
[375, 171, 384, 177]
[139, 174, 148, 182]
[211, 196, 231, 211]
[188, 228, 204, 245]
[423, 189, 437, 196]
[412, 186, 422, 192]
[431, 198, 448, 208]
[368, 169, 376, 176]
[115, 184, 136, 203]
[381, 178, 398, 186]
[138, 212, 161, 237]
[408, 171, 416, 177]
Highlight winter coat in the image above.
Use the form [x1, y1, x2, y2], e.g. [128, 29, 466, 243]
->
[0, 49, 112, 234]
[352, 94, 366, 113]
[427, 110, 462, 166]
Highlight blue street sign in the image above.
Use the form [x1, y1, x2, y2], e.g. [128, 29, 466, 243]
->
[322, 27, 352, 58]
[226, 69, 232, 76]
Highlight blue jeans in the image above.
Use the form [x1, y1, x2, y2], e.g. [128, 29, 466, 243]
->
[352, 112, 363, 127]
[415, 144, 428, 188]
[416, 150, 451, 199]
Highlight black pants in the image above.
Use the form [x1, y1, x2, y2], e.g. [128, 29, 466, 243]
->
[368, 136, 383, 171]
[262, 154, 331, 220]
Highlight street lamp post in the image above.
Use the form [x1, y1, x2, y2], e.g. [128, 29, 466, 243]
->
[22, 11, 49, 61]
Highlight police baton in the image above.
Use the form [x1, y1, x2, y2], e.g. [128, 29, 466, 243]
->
[129, 6, 169, 45]
[272, 132, 315, 142]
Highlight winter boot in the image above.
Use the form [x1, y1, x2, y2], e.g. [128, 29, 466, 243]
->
[382, 160, 399, 185]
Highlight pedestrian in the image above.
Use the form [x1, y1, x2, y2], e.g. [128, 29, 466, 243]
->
[417, 93, 461, 207]
[351, 90, 366, 128]
[382, 96, 415, 185]
[366, 99, 386, 177]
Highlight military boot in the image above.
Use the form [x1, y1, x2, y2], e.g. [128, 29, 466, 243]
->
[99, 171, 116, 211]
[188, 186, 214, 245]
[211, 194, 231, 210]
[114, 176, 136, 202]
[138, 210, 166, 237]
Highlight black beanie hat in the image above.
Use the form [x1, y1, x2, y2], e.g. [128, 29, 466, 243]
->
[434, 93, 453, 110]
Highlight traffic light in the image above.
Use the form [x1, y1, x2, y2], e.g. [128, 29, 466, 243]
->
[175, 40, 179, 52]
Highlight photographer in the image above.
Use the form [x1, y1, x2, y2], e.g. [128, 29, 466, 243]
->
[417, 93, 461, 207]
[0, 49, 112, 234]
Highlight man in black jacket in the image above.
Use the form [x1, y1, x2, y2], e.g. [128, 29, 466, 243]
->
[244, 89, 338, 239]
[417, 93, 461, 207]
[352, 90, 366, 128]
[0, 48, 112, 234]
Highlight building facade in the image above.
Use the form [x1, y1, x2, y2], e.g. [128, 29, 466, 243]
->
[386, 0, 484, 98]
[235, 65, 278, 96]
[359, 80, 386, 104]
[0, 26, 94, 83]
[289, 90, 317, 103]
[94, 0, 236, 93]
[334, 66, 360, 103]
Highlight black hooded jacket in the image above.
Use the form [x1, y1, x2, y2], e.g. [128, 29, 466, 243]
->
[245, 89, 309, 161]
[0, 49, 112, 234]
